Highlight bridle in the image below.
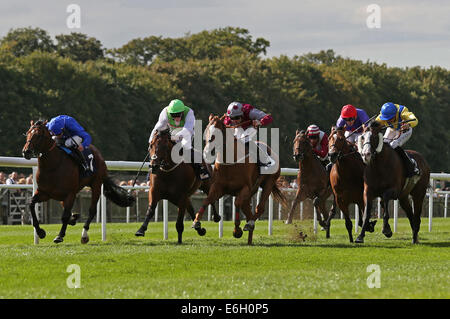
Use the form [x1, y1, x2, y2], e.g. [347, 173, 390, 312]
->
[24, 124, 56, 158]
[149, 131, 179, 173]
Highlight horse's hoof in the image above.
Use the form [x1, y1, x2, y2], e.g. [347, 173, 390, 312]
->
[383, 231, 393, 238]
[233, 228, 243, 238]
[36, 228, 46, 239]
[355, 236, 364, 244]
[213, 215, 221, 223]
[53, 236, 64, 243]
[135, 229, 145, 237]
[197, 228, 206, 236]
[81, 236, 89, 244]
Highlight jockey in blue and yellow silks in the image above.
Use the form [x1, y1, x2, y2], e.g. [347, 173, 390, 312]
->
[374, 102, 420, 178]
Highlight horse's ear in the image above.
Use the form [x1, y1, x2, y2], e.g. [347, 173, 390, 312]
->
[43, 120, 48, 125]
[30, 120, 34, 126]
[209, 114, 214, 121]
[295, 129, 300, 136]
[219, 113, 227, 121]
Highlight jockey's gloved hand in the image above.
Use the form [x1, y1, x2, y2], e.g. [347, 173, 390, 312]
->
[253, 120, 261, 128]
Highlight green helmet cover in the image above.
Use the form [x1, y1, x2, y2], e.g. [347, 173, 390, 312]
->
[167, 99, 187, 114]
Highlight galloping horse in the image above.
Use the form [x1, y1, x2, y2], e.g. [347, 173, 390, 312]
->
[135, 128, 221, 244]
[22, 120, 135, 243]
[285, 130, 336, 238]
[192, 114, 287, 245]
[356, 121, 430, 244]
[328, 126, 376, 242]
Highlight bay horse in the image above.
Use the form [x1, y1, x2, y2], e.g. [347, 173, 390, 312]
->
[356, 121, 430, 244]
[328, 126, 376, 242]
[22, 120, 135, 244]
[192, 114, 287, 245]
[134, 128, 221, 244]
[285, 130, 336, 238]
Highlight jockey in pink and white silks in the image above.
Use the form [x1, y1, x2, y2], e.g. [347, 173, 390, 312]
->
[222, 102, 276, 174]
[149, 99, 210, 180]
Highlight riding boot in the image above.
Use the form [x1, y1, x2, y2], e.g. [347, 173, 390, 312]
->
[394, 147, 420, 178]
[73, 148, 89, 172]
[191, 148, 210, 180]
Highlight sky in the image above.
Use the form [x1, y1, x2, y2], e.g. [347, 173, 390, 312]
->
[0, 0, 448, 68]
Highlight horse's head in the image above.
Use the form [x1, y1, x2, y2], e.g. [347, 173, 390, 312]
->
[149, 128, 173, 170]
[22, 120, 53, 160]
[292, 129, 311, 161]
[358, 121, 384, 164]
[203, 114, 227, 161]
[328, 126, 348, 163]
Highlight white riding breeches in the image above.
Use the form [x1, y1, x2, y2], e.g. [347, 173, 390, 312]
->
[64, 135, 83, 148]
[384, 127, 412, 149]
[345, 130, 361, 144]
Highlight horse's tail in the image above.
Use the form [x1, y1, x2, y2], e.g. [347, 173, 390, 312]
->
[102, 176, 135, 207]
[271, 184, 289, 208]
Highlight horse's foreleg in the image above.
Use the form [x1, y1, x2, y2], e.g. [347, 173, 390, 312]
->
[176, 201, 187, 244]
[192, 185, 222, 229]
[30, 192, 47, 239]
[286, 189, 302, 224]
[135, 190, 160, 237]
[355, 188, 374, 243]
[187, 200, 207, 236]
[54, 193, 76, 243]
[240, 200, 254, 245]
[381, 189, 396, 238]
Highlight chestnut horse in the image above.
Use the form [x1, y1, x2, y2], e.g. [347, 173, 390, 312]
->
[135, 128, 221, 244]
[22, 120, 135, 244]
[192, 114, 287, 245]
[328, 126, 376, 242]
[356, 121, 430, 244]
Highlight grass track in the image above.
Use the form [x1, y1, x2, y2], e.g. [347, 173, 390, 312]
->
[0, 218, 449, 299]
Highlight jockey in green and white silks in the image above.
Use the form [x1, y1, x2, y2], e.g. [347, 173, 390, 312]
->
[149, 99, 210, 180]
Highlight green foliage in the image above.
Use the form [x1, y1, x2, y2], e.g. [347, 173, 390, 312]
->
[55, 32, 104, 62]
[0, 27, 448, 171]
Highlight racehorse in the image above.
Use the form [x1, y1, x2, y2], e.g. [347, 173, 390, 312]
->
[285, 130, 336, 238]
[192, 114, 287, 245]
[22, 120, 135, 243]
[356, 121, 430, 244]
[135, 128, 221, 244]
[328, 126, 376, 242]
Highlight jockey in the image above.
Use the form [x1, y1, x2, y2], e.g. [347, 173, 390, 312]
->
[223, 102, 275, 173]
[306, 124, 330, 170]
[46, 115, 92, 172]
[375, 102, 420, 178]
[336, 104, 370, 144]
[149, 99, 210, 180]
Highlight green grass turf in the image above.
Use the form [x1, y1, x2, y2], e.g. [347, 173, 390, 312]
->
[0, 217, 448, 299]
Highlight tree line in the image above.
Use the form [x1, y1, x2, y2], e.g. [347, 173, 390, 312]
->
[0, 27, 448, 171]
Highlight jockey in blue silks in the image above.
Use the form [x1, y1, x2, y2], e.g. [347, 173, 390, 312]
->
[46, 115, 92, 172]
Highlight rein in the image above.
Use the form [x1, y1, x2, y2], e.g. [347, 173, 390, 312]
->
[225, 120, 253, 129]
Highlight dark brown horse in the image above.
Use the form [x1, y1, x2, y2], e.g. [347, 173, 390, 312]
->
[328, 126, 376, 242]
[356, 121, 430, 244]
[135, 128, 221, 244]
[22, 120, 135, 243]
[192, 114, 287, 245]
[285, 130, 336, 238]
